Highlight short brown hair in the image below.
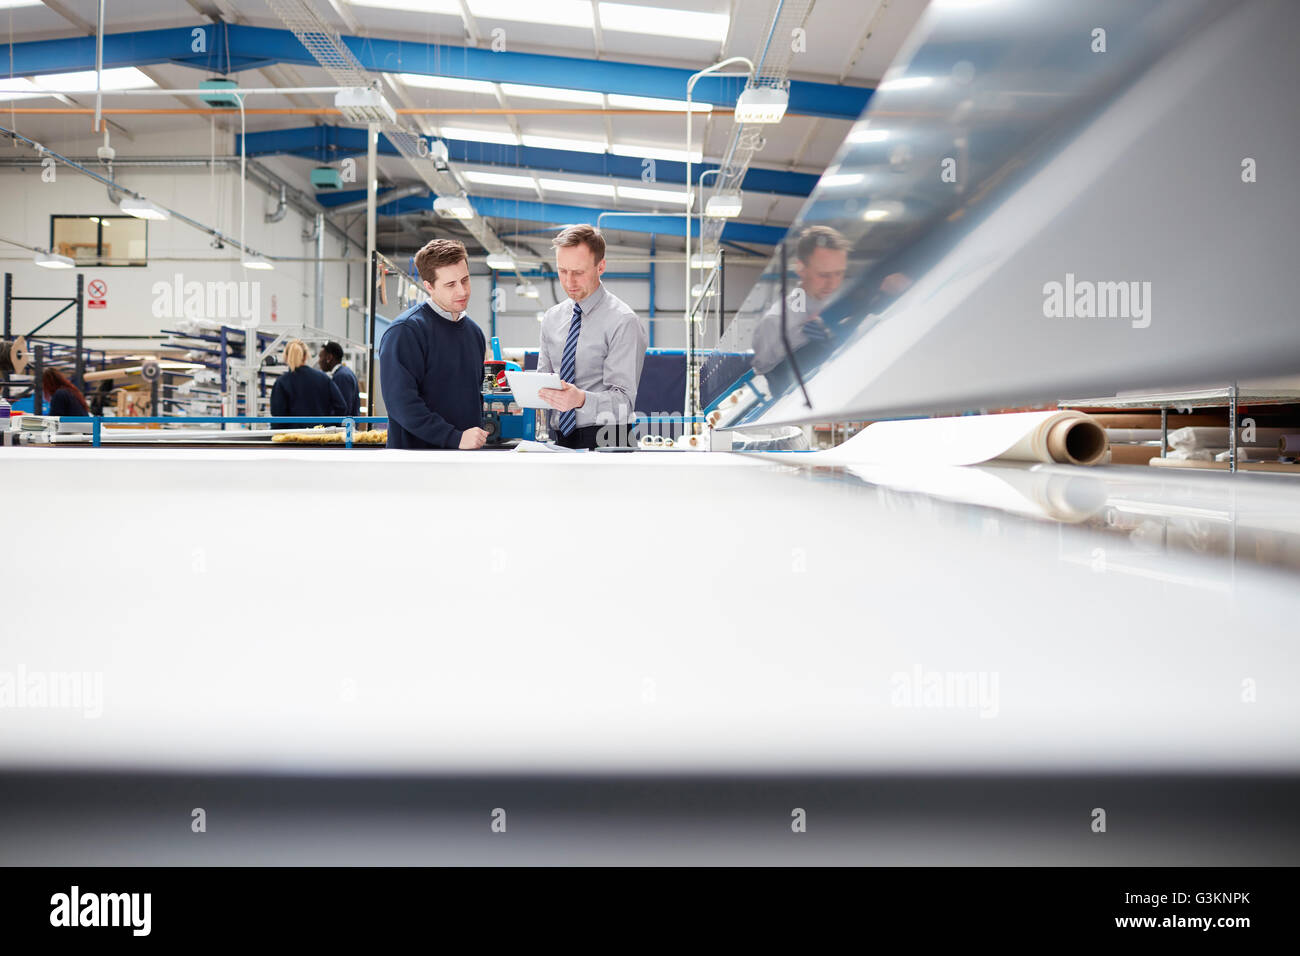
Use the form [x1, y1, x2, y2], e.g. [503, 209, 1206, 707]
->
[415, 238, 468, 284]
[795, 225, 850, 263]
[552, 224, 605, 262]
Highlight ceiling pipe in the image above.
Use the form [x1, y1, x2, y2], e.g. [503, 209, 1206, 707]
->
[265, 184, 288, 223]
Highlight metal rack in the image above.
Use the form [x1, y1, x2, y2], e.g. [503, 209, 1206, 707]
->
[158, 324, 369, 419]
[2, 272, 109, 409]
[1061, 384, 1300, 473]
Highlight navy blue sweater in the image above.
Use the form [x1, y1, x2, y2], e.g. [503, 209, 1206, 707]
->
[331, 364, 362, 416]
[48, 388, 90, 416]
[270, 365, 346, 428]
[379, 302, 485, 449]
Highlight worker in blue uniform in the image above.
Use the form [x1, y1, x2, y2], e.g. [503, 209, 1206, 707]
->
[270, 339, 346, 429]
[378, 238, 488, 450]
[319, 341, 361, 416]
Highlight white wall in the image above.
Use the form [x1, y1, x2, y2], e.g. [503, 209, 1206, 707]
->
[0, 134, 358, 351]
[1, 127, 768, 361]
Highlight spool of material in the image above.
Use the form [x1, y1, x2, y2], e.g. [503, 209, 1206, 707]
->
[1, 337, 30, 376]
[813, 410, 1111, 468]
[1279, 435, 1300, 454]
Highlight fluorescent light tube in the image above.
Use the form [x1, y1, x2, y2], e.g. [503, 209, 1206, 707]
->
[609, 143, 703, 164]
[501, 83, 603, 105]
[607, 93, 711, 113]
[521, 134, 607, 154]
[395, 73, 496, 95]
[438, 126, 521, 146]
[350, 0, 460, 11]
[462, 170, 537, 189]
[470, 0, 593, 29]
[485, 252, 517, 270]
[538, 178, 616, 198]
[241, 255, 275, 271]
[616, 185, 690, 205]
[35, 67, 155, 93]
[598, 3, 729, 42]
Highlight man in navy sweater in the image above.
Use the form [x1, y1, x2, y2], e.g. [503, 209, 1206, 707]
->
[379, 238, 489, 450]
[318, 341, 361, 416]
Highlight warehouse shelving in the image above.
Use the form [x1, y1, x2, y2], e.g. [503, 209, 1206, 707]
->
[1061, 383, 1300, 473]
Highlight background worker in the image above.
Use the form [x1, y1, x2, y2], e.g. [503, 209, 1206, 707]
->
[270, 339, 346, 429]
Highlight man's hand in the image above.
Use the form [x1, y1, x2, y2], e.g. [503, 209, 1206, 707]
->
[459, 427, 488, 449]
[800, 315, 831, 339]
[538, 381, 586, 412]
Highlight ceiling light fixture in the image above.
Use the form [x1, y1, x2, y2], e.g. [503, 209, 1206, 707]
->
[734, 86, 789, 124]
[432, 195, 476, 219]
[119, 197, 170, 220]
[704, 193, 743, 218]
[33, 251, 75, 269]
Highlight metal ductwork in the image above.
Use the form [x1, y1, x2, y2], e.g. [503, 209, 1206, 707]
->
[265, 185, 288, 223]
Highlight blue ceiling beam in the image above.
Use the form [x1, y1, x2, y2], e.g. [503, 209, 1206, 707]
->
[0, 24, 235, 75]
[1, 24, 870, 121]
[239, 125, 820, 198]
[378, 193, 786, 246]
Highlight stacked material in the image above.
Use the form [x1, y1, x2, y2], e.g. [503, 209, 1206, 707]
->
[272, 429, 387, 445]
[1167, 426, 1288, 462]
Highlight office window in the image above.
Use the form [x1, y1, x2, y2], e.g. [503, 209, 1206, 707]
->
[50, 215, 148, 267]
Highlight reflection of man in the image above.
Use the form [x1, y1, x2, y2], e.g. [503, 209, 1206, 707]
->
[751, 225, 849, 374]
[379, 238, 489, 450]
[537, 225, 647, 449]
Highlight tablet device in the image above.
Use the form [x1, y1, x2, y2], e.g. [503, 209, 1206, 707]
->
[503, 370, 564, 409]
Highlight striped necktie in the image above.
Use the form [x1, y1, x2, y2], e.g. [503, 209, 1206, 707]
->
[556, 300, 583, 436]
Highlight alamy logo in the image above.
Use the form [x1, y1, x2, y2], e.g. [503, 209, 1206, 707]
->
[890, 664, 1000, 718]
[0, 665, 102, 718]
[151, 273, 260, 324]
[50, 886, 151, 936]
[1042, 272, 1151, 328]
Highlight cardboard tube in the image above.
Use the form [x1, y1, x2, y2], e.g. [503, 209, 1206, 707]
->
[1047, 417, 1109, 465]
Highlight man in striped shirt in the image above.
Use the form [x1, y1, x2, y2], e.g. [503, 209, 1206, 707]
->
[537, 225, 648, 449]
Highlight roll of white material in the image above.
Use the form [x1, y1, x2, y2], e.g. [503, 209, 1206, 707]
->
[817, 410, 1110, 467]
